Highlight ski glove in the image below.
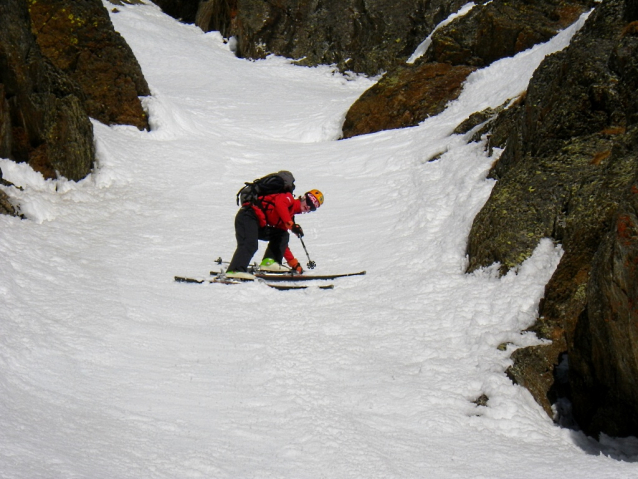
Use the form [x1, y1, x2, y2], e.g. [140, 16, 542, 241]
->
[288, 258, 303, 274]
[291, 223, 304, 238]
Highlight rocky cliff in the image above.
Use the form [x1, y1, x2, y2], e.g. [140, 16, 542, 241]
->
[466, 0, 638, 437]
[0, 0, 94, 181]
[0, 0, 150, 186]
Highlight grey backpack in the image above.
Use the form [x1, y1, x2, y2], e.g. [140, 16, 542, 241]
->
[236, 171, 296, 206]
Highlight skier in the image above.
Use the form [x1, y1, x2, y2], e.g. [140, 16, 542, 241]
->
[226, 189, 324, 279]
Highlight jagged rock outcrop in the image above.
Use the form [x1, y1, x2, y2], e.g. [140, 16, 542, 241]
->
[0, 0, 94, 181]
[28, 0, 150, 130]
[466, 0, 638, 437]
[342, 0, 593, 138]
[0, 167, 18, 217]
[0, 190, 16, 216]
[453, 96, 525, 152]
[0, 168, 18, 217]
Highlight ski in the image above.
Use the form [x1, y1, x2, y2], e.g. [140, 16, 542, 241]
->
[208, 270, 366, 281]
[174, 276, 334, 290]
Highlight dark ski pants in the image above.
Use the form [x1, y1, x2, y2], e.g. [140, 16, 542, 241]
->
[228, 207, 290, 272]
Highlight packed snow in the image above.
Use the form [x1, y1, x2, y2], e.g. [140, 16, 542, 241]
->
[1, 2, 637, 477]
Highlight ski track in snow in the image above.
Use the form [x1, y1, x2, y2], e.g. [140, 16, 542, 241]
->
[1, 2, 637, 478]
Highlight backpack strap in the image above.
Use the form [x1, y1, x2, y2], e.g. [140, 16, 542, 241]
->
[255, 194, 288, 228]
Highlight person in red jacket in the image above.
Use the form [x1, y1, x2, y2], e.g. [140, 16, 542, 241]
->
[226, 189, 324, 279]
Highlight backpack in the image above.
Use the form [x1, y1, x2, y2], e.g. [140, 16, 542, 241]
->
[236, 171, 296, 206]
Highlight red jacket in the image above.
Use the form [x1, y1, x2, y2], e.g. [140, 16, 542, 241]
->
[246, 192, 301, 262]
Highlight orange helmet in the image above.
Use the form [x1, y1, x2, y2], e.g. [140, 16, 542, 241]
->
[305, 189, 324, 210]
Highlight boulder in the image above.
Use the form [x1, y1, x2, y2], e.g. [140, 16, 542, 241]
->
[341, 62, 476, 139]
[28, 0, 150, 130]
[466, 0, 638, 436]
[0, 0, 94, 181]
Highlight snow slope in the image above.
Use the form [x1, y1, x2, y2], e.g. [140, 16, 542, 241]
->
[1, 2, 637, 477]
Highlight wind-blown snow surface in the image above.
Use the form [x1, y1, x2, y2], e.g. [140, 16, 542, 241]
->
[1, 3, 637, 477]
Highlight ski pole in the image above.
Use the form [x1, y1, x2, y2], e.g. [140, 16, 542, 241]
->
[299, 237, 316, 269]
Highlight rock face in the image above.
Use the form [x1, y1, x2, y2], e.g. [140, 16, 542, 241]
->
[422, 0, 593, 67]
[0, 0, 94, 181]
[466, 0, 638, 437]
[28, 0, 151, 130]
[341, 0, 592, 138]
[573, 168, 638, 437]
